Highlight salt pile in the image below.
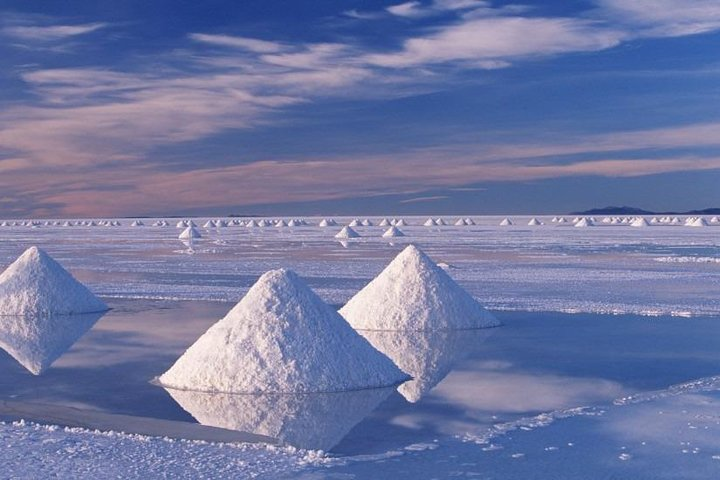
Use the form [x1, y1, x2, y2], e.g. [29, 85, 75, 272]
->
[178, 226, 202, 239]
[631, 217, 649, 227]
[378, 218, 391, 227]
[0, 247, 108, 317]
[130, 220, 144, 227]
[688, 217, 708, 227]
[339, 245, 499, 331]
[382, 226, 405, 238]
[574, 217, 593, 227]
[203, 220, 215, 228]
[334, 226, 360, 239]
[158, 269, 408, 393]
[359, 329, 493, 402]
[528, 217, 543, 226]
[423, 218, 436, 227]
[499, 218, 513, 226]
[164, 386, 393, 451]
[395, 219, 407, 226]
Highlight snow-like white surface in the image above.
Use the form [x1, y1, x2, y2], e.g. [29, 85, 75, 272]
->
[159, 269, 409, 393]
[0, 246, 107, 316]
[340, 245, 500, 330]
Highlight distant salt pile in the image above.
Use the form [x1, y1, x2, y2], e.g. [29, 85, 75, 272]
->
[130, 220, 144, 227]
[340, 245, 499, 331]
[395, 219, 407, 226]
[528, 218, 543, 226]
[382, 226, 405, 238]
[335, 226, 360, 239]
[361, 219, 373, 226]
[318, 218, 335, 227]
[178, 226, 202, 240]
[287, 219, 300, 227]
[378, 218, 391, 227]
[499, 218, 513, 226]
[464, 218, 475, 225]
[276, 220, 288, 228]
[454, 218, 465, 226]
[0, 247, 108, 317]
[631, 217, 649, 227]
[688, 217, 708, 227]
[176, 220, 187, 228]
[348, 219, 362, 227]
[435, 218, 446, 226]
[574, 217, 593, 227]
[159, 269, 408, 393]
[711, 216, 719, 224]
[203, 220, 215, 229]
[423, 218, 436, 227]
[557, 217, 568, 223]
[246, 220, 259, 228]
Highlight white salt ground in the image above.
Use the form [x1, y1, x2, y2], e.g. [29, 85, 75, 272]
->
[339, 245, 499, 330]
[159, 269, 409, 393]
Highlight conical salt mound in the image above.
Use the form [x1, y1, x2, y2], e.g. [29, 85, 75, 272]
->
[382, 226, 405, 238]
[335, 226, 360, 239]
[159, 269, 409, 393]
[340, 245, 499, 331]
[0, 247, 108, 316]
[178, 226, 202, 239]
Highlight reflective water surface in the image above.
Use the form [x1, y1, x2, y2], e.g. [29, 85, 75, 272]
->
[1, 298, 719, 455]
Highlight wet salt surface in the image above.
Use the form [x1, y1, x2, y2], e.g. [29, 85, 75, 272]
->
[1, 298, 719, 460]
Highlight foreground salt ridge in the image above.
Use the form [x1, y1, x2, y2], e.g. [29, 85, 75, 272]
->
[0, 246, 108, 316]
[159, 268, 409, 393]
[340, 245, 500, 330]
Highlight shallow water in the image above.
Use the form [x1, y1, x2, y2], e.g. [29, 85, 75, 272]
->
[1, 298, 719, 457]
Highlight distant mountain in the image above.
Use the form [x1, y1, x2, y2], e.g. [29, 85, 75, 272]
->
[573, 206, 655, 215]
[573, 206, 720, 215]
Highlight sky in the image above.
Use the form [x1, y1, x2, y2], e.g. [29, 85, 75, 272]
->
[1, 0, 720, 217]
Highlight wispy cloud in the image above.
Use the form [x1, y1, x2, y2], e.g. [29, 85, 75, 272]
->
[1, 22, 107, 41]
[189, 33, 286, 53]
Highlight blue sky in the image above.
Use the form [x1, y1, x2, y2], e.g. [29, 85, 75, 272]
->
[1, 0, 719, 216]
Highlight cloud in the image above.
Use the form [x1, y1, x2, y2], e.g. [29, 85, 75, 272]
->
[596, 0, 720, 37]
[189, 33, 286, 53]
[365, 16, 625, 67]
[1, 22, 107, 41]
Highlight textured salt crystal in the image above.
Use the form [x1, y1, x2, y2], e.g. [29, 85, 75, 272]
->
[0, 247, 108, 317]
[382, 226, 405, 238]
[178, 226, 202, 239]
[159, 269, 409, 393]
[359, 329, 493, 402]
[164, 386, 393, 451]
[335, 226, 360, 239]
[340, 245, 499, 331]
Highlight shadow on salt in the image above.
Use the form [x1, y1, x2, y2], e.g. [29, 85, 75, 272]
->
[162, 385, 395, 451]
[0, 311, 107, 375]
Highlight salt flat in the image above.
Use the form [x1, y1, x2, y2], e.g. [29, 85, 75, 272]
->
[0, 215, 718, 478]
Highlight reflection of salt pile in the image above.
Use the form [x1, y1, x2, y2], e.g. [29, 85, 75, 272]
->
[0, 247, 108, 374]
[340, 245, 499, 330]
[159, 269, 408, 393]
[359, 329, 493, 402]
[0, 311, 105, 375]
[0, 247, 108, 316]
[164, 386, 393, 451]
[178, 226, 202, 239]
